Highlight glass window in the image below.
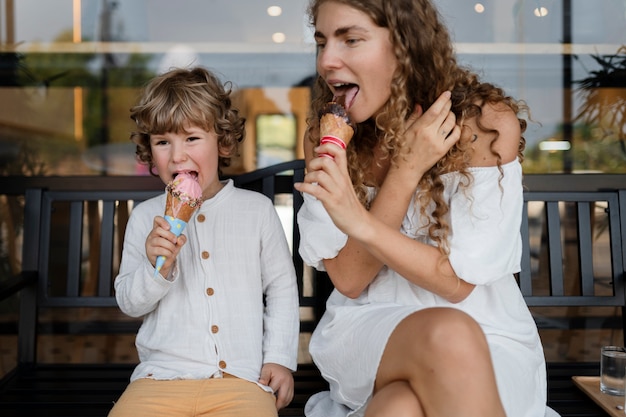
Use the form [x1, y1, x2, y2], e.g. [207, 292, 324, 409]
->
[256, 113, 297, 168]
[1, 0, 625, 176]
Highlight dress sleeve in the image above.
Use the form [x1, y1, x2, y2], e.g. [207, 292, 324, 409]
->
[447, 161, 523, 285]
[296, 193, 348, 271]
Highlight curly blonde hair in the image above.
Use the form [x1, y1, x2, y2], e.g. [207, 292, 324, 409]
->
[306, 0, 527, 252]
[130, 67, 245, 175]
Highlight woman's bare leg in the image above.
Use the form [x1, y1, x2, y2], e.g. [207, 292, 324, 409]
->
[364, 381, 424, 417]
[367, 307, 506, 417]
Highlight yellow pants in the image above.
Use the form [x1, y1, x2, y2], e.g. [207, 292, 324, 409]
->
[108, 375, 278, 417]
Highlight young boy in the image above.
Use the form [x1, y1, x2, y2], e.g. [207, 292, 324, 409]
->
[110, 67, 299, 417]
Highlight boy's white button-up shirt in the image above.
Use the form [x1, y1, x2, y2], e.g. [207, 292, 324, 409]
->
[114, 179, 299, 387]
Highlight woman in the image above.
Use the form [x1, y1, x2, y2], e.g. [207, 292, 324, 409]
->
[294, 1, 557, 416]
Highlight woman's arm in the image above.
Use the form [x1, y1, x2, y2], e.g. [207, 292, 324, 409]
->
[298, 92, 460, 298]
[298, 99, 523, 302]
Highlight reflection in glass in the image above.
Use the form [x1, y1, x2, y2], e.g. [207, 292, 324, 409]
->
[0, 0, 625, 175]
[256, 114, 297, 168]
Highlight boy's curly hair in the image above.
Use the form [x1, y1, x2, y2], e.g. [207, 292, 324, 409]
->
[307, 0, 528, 253]
[130, 67, 245, 175]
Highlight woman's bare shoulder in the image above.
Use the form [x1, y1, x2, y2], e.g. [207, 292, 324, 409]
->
[464, 101, 521, 167]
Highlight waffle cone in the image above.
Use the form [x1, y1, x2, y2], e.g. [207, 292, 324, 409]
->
[320, 112, 354, 147]
[165, 192, 198, 222]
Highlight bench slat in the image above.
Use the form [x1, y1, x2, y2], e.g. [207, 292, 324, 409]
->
[98, 200, 116, 297]
[67, 200, 84, 297]
[546, 200, 565, 296]
[577, 202, 595, 296]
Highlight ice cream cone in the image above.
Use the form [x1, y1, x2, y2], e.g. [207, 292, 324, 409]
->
[154, 173, 203, 276]
[165, 192, 199, 222]
[319, 101, 354, 159]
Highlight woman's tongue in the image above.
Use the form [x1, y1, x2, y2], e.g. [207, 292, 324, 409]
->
[335, 85, 359, 110]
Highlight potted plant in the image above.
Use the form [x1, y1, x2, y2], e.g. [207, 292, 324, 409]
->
[574, 46, 626, 158]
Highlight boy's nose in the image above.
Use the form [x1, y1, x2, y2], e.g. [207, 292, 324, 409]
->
[171, 144, 188, 163]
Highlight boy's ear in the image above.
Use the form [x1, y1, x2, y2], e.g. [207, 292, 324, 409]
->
[218, 144, 231, 157]
[217, 132, 241, 158]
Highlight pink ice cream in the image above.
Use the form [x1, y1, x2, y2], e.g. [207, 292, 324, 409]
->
[165, 172, 203, 218]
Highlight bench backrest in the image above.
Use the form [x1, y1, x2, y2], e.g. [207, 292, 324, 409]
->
[10, 163, 626, 365]
[520, 191, 625, 306]
[22, 189, 160, 308]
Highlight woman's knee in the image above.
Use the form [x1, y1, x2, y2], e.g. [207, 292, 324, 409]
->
[395, 308, 488, 360]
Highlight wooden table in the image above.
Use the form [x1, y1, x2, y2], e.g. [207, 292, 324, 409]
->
[573, 376, 625, 417]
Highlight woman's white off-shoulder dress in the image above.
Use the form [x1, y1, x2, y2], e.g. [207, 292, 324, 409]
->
[297, 161, 558, 417]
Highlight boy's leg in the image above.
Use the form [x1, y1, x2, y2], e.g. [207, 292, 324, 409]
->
[197, 375, 278, 417]
[107, 379, 197, 417]
[108, 376, 278, 417]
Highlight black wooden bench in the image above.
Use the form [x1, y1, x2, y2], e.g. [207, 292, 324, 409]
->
[0, 161, 624, 417]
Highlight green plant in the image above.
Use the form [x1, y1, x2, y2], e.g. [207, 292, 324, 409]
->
[574, 46, 626, 157]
